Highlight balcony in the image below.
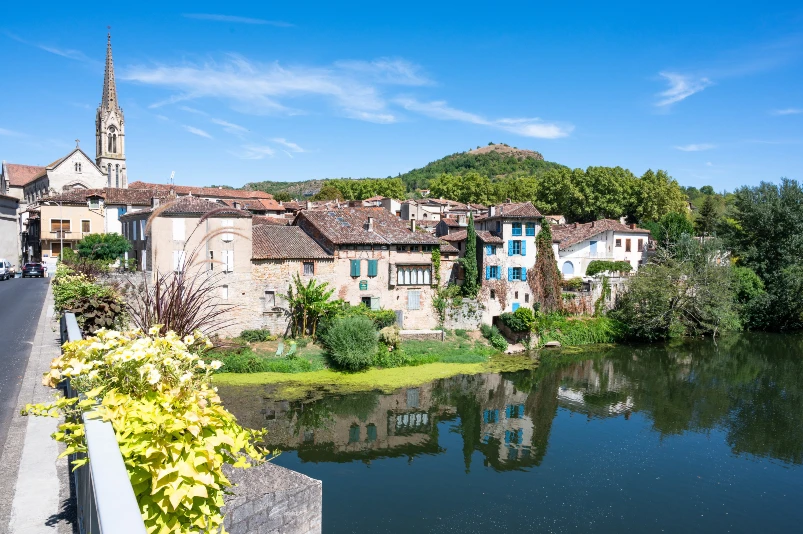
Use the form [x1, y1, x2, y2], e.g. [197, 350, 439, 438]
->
[48, 230, 75, 240]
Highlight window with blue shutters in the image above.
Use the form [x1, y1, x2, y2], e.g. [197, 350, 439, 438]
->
[488, 265, 500, 279]
[509, 267, 525, 281]
[512, 222, 522, 236]
[367, 259, 378, 277]
[350, 259, 361, 277]
[486, 244, 495, 256]
[521, 241, 526, 256]
[509, 240, 522, 255]
[526, 222, 536, 236]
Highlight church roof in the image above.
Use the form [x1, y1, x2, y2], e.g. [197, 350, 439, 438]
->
[101, 33, 121, 113]
[3, 164, 46, 187]
[40, 188, 169, 206]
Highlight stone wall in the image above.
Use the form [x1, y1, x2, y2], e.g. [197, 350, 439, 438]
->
[223, 462, 322, 534]
[399, 329, 443, 341]
[443, 298, 484, 330]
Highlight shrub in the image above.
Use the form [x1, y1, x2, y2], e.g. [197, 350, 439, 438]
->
[499, 307, 536, 332]
[52, 266, 117, 313]
[211, 348, 323, 373]
[23, 328, 266, 533]
[586, 260, 633, 277]
[490, 333, 508, 352]
[239, 329, 276, 343]
[561, 277, 584, 291]
[479, 323, 494, 338]
[76, 232, 131, 261]
[536, 313, 626, 346]
[454, 329, 468, 338]
[373, 344, 413, 368]
[379, 325, 401, 349]
[320, 316, 379, 371]
[67, 295, 126, 335]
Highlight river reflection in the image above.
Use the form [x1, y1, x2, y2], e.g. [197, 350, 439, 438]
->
[218, 333, 803, 532]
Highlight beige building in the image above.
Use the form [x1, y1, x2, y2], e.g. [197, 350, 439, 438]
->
[0, 194, 20, 265]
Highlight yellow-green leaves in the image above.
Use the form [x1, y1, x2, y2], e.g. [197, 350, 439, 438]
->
[25, 327, 268, 533]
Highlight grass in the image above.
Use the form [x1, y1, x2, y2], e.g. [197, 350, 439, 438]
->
[399, 339, 494, 365]
[537, 314, 626, 347]
[207, 344, 327, 374]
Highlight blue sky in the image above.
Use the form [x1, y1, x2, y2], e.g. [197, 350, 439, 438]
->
[1, 1, 802, 191]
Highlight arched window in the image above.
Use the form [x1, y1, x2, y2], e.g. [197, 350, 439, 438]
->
[112, 134, 117, 153]
[115, 164, 120, 188]
[107, 164, 112, 187]
[562, 261, 574, 276]
[78, 162, 82, 172]
[74, 162, 78, 172]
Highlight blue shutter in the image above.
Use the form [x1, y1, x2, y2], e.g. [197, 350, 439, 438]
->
[521, 268, 527, 281]
[485, 266, 490, 280]
[512, 302, 520, 311]
[508, 268, 513, 281]
[521, 241, 526, 256]
[508, 240, 513, 256]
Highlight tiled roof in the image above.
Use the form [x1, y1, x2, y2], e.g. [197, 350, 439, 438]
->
[488, 201, 542, 219]
[41, 188, 169, 206]
[121, 196, 252, 219]
[552, 219, 651, 250]
[363, 195, 385, 201]
[219, 198, 284, 212]
[127, 181, 274, 200]
[438, 240, 459, 255]
[282, 201, 306, 211]
[298, 208, 440, 246]
[253, 216, 289, 226]
[439, 229, 503, 244]
[4, 164, 47, 187]
[441, 217, 465, 228]
[252, 225, 331, 260]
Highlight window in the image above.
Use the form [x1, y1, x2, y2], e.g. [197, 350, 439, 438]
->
[525, 294, 529, 303]
[209, 251, 214, 271]
[407, 290, 421, 310]
[496, 221, 501, 233]
[349, 424, 361, 443]
[407, 388, 420, 408]
[562, 261, 574, 275]
[525, 223, 536, 236]
[512, 222, 522, 236]
[118, 206, 127, 218]
[625, 239, 632, 252]
[366, 424, 377, 443]
[222, 250, 234, 272]
[221, 219, 234, 242]
[81, 220, 90, 233]
[172, 250, 186, 272]
[637, 239, 644, 252]
[303, 262, 314, 276]
[367, 259, 378, 277]
[615, 238, 622, 247]
[88, 198, 100, 209]
[264, 291, 275, 310]
[172, 219, 185, 241]
[508, 240, 525, 256]
[139, 220, 145, 241]
[515, 291, 519, 299]
[485, 245, 496, 256]
[220, 285, 229, 300]
[486, 265, 500, 280]
[133, 220, 138, 241]
[397, 266, 431, 285]
[52, 242, 69, 257]
[350, 259, 361, 277]
[507, 267, 526, 281]
[51, 219, 71, 233]
[490, 289, 496, 299]
[589, 240, 597, 255]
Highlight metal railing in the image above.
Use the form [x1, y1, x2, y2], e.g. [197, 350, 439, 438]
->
[60, 313, 147, 534]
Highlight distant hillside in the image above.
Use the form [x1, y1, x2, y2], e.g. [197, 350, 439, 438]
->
[397, 143, 565, 191]
[243, 142, 564, 198]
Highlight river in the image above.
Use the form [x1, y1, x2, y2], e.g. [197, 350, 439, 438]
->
[218, 333, 803, 533]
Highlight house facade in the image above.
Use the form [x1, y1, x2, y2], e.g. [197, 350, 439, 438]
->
[552, 220, 651, 278]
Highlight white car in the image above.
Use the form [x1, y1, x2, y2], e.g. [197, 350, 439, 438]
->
[0, 259, 13, 281]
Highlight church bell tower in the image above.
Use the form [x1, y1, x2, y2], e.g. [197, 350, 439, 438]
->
[96, 32, 127, 188]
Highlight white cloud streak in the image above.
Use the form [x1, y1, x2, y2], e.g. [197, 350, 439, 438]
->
[396, 99, 573, 139]
[0, 127, 25, 137]
[334, 58, 431, 86]
[271, 138, 304, 152]
[211, 118, 249, 135]
[183, 125, 213, 139]
[234, 145, 276, 159]
[674, 143, 716, 151]
[656, 72, 713, 107]
[771, 108, 803, 116]
[183, 14, 294, 27]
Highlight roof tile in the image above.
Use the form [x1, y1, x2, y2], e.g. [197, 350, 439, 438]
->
[252, 226, 331, 260]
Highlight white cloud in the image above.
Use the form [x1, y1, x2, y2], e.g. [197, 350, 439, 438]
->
[674, 143, 716, 151]
[183, 125, 212, 139]
[125, 56, 394, 122]
[211, 118, 248, 135]
[706, 161, 714, 167]
[183, 14, 293, 27]
[0, 127, 25, 137]
[234, 145, 276, 159]
[180, 106, 207, 115]
[396, 98, 573, 139]
[271, 137, 304, 152]
[656, 72, 713, 107]
[155, 115, 170, 121]
[771, 108, 803, 116]
[335, 58, 430, 86]
[38, 45, 93, 62]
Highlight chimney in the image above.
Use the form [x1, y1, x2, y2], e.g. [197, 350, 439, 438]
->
[591, 221, 595, 228]
[506, 198, 512, 203]
[458, 214, 467, 226]
[411, 219, 416, 232]
[306, 201, 312, 210]
[489, 206, 496, 217]
[151, 197, 161, 208]
[630, 223, 637, 229]
[234, 201, 241, 210]
[367, 216, 374, 232]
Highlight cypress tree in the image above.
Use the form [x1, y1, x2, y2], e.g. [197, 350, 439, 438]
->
[460, 213, 479, 297]
[530, 221, 563, 312]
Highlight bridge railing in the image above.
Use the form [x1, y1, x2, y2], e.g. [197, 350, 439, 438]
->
[60, 313, 147, 534]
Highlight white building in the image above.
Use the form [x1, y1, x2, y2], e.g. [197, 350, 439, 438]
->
[551, 219, 651, 278]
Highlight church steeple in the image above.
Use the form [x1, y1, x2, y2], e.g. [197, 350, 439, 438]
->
[96, 32, 127, 188]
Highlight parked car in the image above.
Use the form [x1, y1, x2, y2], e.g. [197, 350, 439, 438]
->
[0, 259, 13, 281]
[21, 263, 45, 278]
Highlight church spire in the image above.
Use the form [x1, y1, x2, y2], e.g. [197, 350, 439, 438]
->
[101, 32, 119, 112]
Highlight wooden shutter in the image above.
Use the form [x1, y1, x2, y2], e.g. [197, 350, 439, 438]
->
[521, 268, 527, 281]
[223, 250, 234, 272]
[370, 297, 380, 310]
[350, 259, 361, 277]
[521, 241, 526, 256]
[407, 290, 420, 310]
[368, 259, 378, 277]
[508, 268, 513, 281]
[485, 266, 490, 280]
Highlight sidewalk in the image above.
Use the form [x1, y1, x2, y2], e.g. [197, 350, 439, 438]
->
[0, 281, 75, 533]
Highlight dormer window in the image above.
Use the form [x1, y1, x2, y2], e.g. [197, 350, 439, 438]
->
[88, 198, 101, 209]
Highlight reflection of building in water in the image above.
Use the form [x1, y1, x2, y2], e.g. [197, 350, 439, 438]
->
[477, 374, 534, 464]
[556, 359, 634, 418]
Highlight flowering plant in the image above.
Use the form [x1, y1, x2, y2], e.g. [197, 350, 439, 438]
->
[25, 327, 267, 533]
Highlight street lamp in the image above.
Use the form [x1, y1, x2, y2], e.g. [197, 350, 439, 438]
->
[43, 192, 63, 265]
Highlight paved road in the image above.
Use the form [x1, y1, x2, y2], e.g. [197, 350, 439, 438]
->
[0, 276, 49, 456]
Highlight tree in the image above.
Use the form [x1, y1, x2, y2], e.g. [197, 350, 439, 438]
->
[695, 195, 719, 236]
[529, 221, 563, 312]
[312, 185, 344, 201]
[651, 212, 695, 250]
[76, 232, 131, 261]
[700, 185, 715, 195]
[634, 169, 688, 222]
[273, 191, 292, 202]
[282, 274, 336, 338]
[460, 214, 479, 297]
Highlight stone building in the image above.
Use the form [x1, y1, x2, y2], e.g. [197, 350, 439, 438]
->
[551, 219, 651, 278]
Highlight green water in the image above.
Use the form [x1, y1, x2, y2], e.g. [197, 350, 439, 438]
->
[219, 333, 803, 532]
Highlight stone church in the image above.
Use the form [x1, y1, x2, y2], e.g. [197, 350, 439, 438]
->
[0, 33, 129, 206]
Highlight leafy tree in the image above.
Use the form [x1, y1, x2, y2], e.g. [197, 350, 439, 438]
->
[76, 232, 131, 261]
[634, 169, 688, 222]
[652, 212, 695, 250]
[273, 191, 292, 202]
[282, 274, 336, 338]
[460, 214, 479, 297]
[430, 172, 493, 205]
[529, 221, 563, 312]
[312, 185, 345, 201]
[700, 185, 715, 195]
[695, 195, 720, 236]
